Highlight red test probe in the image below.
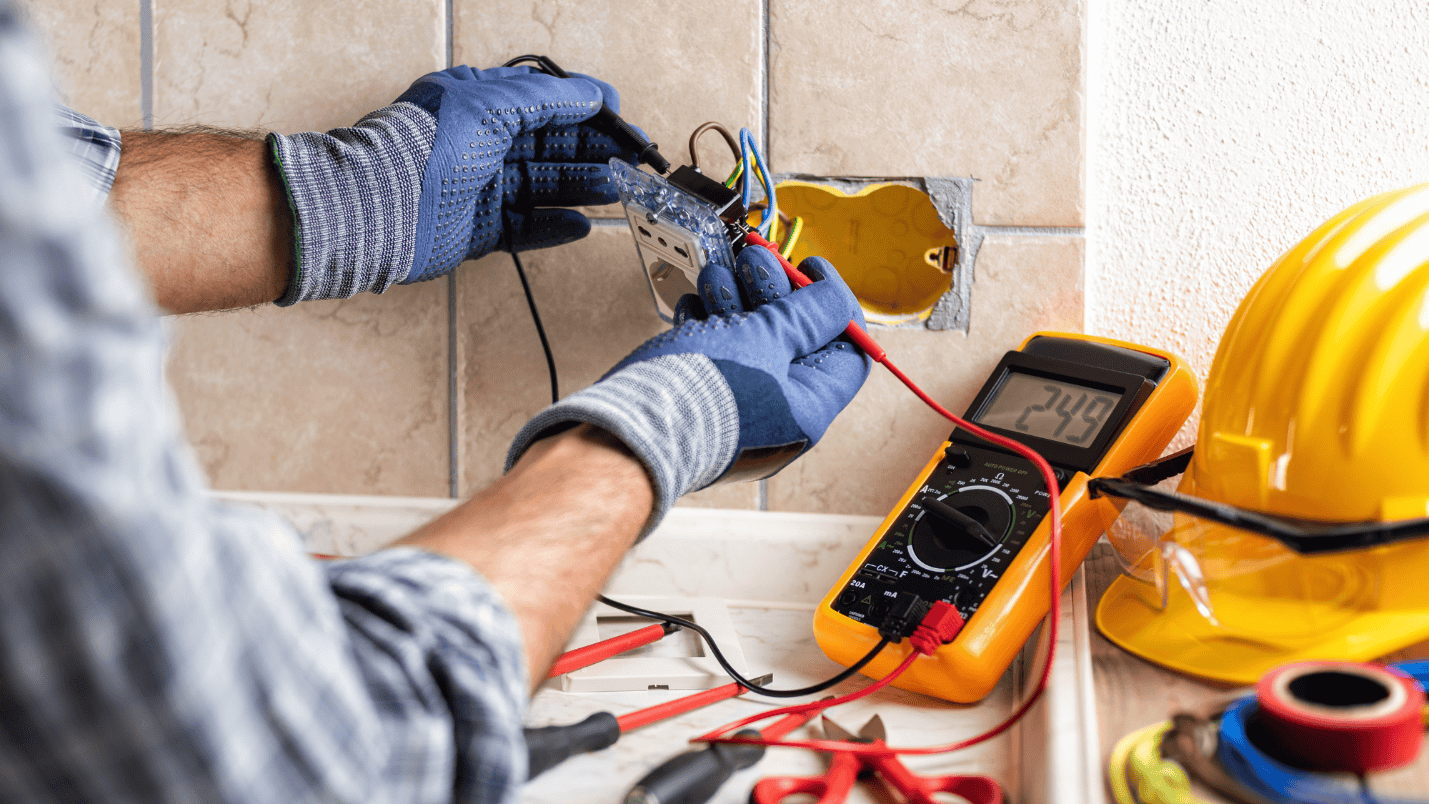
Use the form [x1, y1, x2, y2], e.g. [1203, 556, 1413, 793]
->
[547, 621, 680, 678]
[744, 232, 886, 362]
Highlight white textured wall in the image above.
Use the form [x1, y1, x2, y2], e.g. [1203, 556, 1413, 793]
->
[1088, 0, 1429, 441]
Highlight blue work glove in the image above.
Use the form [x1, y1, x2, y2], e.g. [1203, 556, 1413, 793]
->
[507, 246, 872, 536]
[267, 65, 641, 305]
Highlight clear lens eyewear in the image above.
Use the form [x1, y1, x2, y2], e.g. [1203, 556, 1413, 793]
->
[1089, 449, 1429, 642]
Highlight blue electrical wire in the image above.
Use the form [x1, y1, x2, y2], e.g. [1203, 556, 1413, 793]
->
[1215, 662, 1429, 804]
[739, 127, 777, 238]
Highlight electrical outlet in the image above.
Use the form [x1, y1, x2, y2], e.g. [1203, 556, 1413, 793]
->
[611, 159, 739, 321]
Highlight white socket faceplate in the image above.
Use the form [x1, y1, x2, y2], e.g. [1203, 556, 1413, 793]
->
[556, 596, 750, 693]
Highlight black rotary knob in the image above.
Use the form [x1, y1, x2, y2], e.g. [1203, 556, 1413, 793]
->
[908, 487, 1015, 572]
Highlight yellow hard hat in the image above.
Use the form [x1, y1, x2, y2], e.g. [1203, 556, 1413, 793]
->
[1094, 185, 1429, 684]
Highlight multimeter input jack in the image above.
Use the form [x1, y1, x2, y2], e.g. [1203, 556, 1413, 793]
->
[877, 594, 931, 642]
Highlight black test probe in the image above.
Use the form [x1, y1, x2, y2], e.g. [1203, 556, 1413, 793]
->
[502, 54, 671, 174]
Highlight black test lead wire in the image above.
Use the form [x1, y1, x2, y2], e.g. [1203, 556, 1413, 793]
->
[502, 54, 670, 174]
[596, 594, 892, 698]
[510, 251, 558, 404]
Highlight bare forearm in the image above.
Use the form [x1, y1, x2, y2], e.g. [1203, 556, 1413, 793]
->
[108, 130, 292, 313]
[396, 425, 654, 691]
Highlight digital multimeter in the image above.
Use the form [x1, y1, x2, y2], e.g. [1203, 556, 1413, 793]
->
[812, 332, 1198, 703]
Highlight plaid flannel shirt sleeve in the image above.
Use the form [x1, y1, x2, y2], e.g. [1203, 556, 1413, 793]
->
[53, 103, 120, 204]
[0, 8, 528, 804]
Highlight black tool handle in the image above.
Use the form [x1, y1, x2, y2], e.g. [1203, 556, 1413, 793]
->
[589, 106, 670, 173]
[524, 711, 621, 779]
[623, 730, 765, 804]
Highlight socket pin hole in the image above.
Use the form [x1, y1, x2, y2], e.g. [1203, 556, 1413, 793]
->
[674, 246, 689, 258]
[658, 236, 668, 247]
[637, 226, 652, 239]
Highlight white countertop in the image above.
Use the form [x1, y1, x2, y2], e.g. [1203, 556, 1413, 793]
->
[223, 493, 1106, 804]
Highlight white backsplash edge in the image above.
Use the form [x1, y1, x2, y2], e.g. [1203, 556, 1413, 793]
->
[216, 491, 885, 606]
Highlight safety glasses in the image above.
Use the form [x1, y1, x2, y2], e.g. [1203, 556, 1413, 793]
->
[1088, 448, 1429, 556]
[1087, 448, 1429, 637]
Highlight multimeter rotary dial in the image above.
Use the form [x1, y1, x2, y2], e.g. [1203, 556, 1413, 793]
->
[830, 447, 1049, 624]
[908, 486, 1015, 572]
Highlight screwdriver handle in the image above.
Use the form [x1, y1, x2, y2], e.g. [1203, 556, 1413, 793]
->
[524, 711, 620, 780]
[622, 710, 817, 804]
[623, 730, 764, 804]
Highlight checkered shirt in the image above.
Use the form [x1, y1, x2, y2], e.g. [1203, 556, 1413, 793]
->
[0, 6, 528, 803]
[53, 103, 120, 204]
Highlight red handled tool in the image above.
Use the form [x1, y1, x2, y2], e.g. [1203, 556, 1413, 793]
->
[751, 715, 1003, 804]
[524, 675, 771, 779]
[547, 621, 680, 678]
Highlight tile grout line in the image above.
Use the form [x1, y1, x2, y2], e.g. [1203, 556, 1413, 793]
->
[139, 0, 153, 129]
[446, 0, 459, 499]
[444, 0, 454, 71]
[448, 273, 458, 499]
[974, 225, 1085, 237]
[758, 0, 771, 512]
[760, 0, 771, 160]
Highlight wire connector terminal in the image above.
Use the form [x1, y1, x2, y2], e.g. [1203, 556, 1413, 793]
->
[877, 594, 931, 643]
[909, 601, 965, 656]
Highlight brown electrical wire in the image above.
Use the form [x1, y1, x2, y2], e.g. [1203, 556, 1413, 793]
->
[687, 122, 741, 170]
[688, 121, 797, 250]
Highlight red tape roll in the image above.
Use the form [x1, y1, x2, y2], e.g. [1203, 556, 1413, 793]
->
[1255, 660, 1425, 773]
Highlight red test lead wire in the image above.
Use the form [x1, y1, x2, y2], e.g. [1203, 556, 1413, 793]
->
[712, 233, 1066, 759]
[744, 232, 886, 362]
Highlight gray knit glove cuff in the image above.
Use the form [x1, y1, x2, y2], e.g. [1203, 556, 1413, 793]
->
[505, 354, 740, 539]
[267, 102, 435, 306]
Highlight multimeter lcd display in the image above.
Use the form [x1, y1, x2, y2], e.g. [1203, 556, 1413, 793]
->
[976, 371, 1124, 447]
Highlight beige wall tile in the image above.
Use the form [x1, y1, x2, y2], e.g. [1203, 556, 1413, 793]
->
[769, 0, 1083, 227]
[767, 235, 1083, 516]
[457, 228, 665, 494]
[155, 0, 451, 498]
[455, 227, 758, 511]
[166, 282, 450, 497]
[22, 0, 142, 126]
[453, 0, 762, 215]
[678, 482, 762, 511]
[153, 0, 444, 132]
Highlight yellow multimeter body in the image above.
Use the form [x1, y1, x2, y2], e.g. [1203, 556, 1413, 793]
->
[812, 332, 1198, 703]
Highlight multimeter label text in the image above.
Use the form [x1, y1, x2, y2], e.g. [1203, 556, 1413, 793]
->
[831, 443, 1053, 624]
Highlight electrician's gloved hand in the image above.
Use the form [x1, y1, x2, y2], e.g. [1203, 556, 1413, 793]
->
[507, 245, 872, 536]
[267, 65, 641, 305]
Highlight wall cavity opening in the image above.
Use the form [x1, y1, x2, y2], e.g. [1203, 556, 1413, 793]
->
[773, 175, 980, 332]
